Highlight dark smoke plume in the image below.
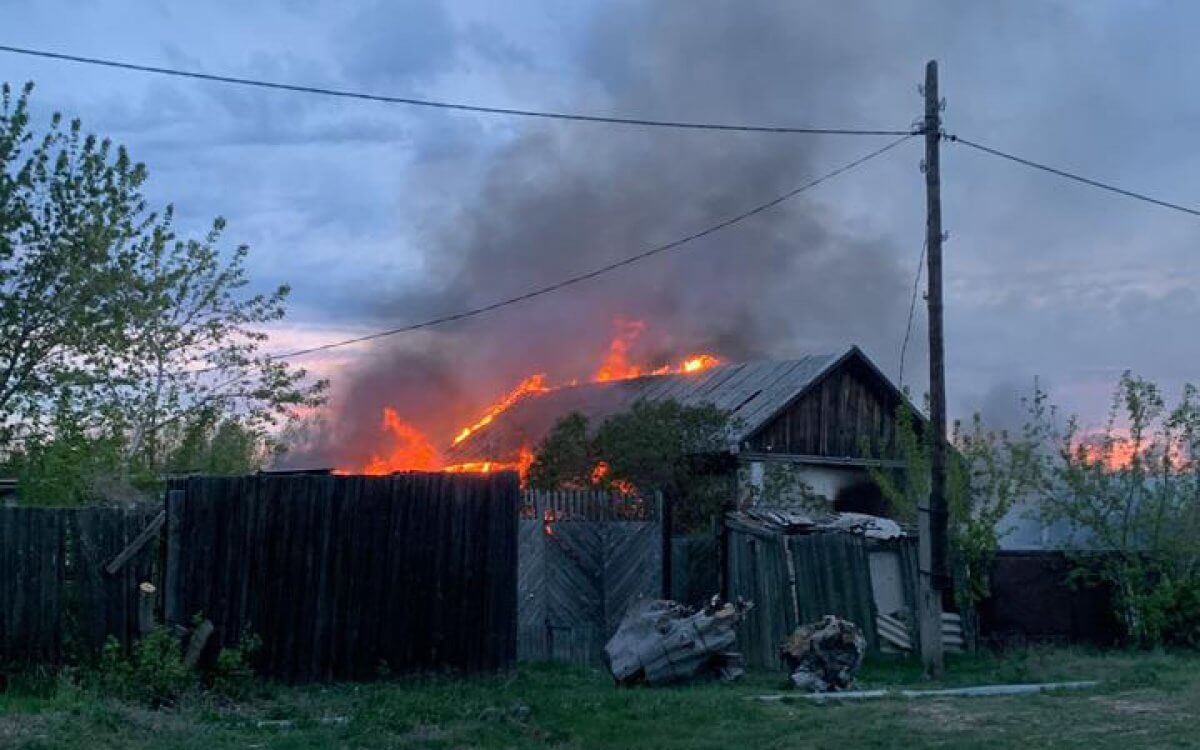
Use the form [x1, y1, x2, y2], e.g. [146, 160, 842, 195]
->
[285, 2, 922, 468]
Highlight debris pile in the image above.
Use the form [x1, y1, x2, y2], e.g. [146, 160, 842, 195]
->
[780, 615, 866, 692]
[604, 597, 751, 685]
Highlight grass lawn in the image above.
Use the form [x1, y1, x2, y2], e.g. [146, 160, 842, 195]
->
[2, 648, 1199, 749]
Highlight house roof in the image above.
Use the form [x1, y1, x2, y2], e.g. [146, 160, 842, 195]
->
[446, 346, 890, 464]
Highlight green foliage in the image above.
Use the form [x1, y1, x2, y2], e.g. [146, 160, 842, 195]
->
[0, 82, 326, 502]
[866, 404, 927, 524]
[0, 83, 139, 441]
[93, 629, 192, 708]
[166, 411, 274, 476]
[525, 413, 593, 490]
[738, 462, 825, 512]
[870, 401, 1039, 609]
[9, 398, 142, 506]
[90, 627, 264, 708]
[207, 633, 263, 701]
[1032, 372, 1200, 647]
[5, 650, 1200, 749]
[948, 412, 1040, 606]
[528, 400, 732, 530]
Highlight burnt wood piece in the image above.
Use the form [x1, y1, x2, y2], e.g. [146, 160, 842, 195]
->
[183, 619, 215, 668]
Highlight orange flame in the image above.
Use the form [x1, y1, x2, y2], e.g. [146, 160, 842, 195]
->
[1077, 431, 1187, 472]
[590, 460, 638, 495]
[343, 319, 722, 480]
[593, 318, 646, 382]
[444, 446, 535, 479]
[594, 318, 722, 382]
[451, 374, 550, 446]
[591, 461, 611, 484]
[682, 354, 721, 372]
[360, 408, 441, 475]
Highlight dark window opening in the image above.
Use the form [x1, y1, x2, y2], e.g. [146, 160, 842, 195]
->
[833, 481, 889, 517]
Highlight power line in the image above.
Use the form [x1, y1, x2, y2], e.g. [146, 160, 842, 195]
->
[269, 134, 916, 361]
[948, 134, 1200, 218]
[0, 44, 917, 137]
[898, 238, 926, 389]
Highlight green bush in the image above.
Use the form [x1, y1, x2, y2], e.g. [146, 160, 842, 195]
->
[1126, 573, 1200, 648]
[92, 628, 192, 707]
[89, 626, 266, 707]
[206, 633, 263, 701]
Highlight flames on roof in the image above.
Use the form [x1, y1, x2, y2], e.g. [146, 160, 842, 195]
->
[444, 350, 859, 465]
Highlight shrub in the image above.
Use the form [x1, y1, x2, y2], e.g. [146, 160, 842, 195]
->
[1033, 374, 1200, 647]
[207, 633, 263, 701]
[91, 628, 191, 707]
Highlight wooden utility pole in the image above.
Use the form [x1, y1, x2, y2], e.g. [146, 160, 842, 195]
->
[919, 59, 946, 678]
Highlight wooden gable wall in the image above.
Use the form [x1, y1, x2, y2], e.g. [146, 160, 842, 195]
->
[743, 353, 906, 460]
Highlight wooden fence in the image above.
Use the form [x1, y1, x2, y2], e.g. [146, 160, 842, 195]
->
[670, 533, 719, 607]
[165, 472, 519, 682]
[727, 522, 919, 669]
[980, 551, 1121, 646]
[517, 491, 663, 665]
[0, 473, 519, 681]
[0, 506, 160, 665]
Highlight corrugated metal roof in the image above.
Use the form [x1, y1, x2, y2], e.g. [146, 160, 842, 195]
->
[445, 348, 858, 463]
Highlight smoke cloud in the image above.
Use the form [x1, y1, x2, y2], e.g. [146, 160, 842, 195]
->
[285, 2, 921, 468]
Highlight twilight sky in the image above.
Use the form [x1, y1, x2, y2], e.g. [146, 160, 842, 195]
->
[3, 0, 1199, 436]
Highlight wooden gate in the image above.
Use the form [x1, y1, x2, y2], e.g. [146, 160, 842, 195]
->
[517, 491, 662, 665]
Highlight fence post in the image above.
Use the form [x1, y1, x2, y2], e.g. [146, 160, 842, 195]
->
[163, 488, 185, 627]
[660, 491, 672, 599]
[718, 504, 730, 602]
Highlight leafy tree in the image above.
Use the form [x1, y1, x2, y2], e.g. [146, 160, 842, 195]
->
[165, 410, 273, 476]
[96, 210, 324, 474]
[1032, 373, 1200, 647]
[0, 83, 133, 441]
[528, 399, 731, 530]
[525, 412, 594, 489]
[948, 412, 1041, 607]
[0, 82, 325, 502]
[11, 396, 132, 506]
[867, 405, 927, 525]
[870, 402, 1039, 609]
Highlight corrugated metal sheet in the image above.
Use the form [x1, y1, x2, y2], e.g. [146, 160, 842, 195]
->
[447, 349, 853, 463]
[727, 527, 887, 668]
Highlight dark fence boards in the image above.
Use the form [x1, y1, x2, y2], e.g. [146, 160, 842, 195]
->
[980, 552, 1120, 646]
[0, 508, 67, 665]
[517, 491, 662, 665]
[165, 472, 519, 682]
[670, 533, 718, 607]
[0, 505, 159, 665]
[74, 506, 160, 655]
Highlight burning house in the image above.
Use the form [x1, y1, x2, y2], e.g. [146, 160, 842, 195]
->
[444, 345, 918, 514]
